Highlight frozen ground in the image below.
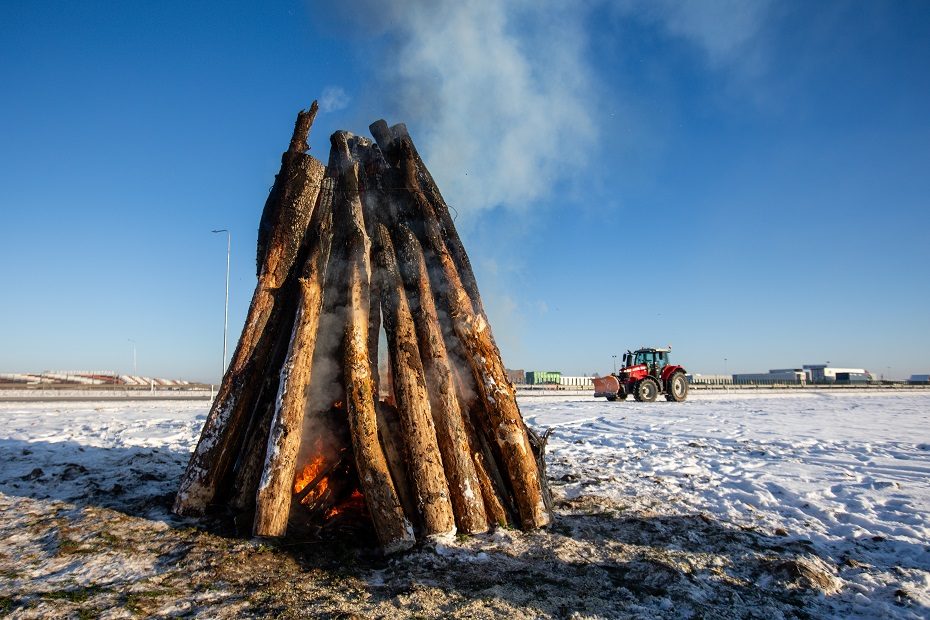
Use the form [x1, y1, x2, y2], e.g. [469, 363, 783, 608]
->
[0, 391, 927, 618]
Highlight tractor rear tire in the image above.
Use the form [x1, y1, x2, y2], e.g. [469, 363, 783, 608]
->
[634, 378, 659, 402]
[665, 372, 688, 402]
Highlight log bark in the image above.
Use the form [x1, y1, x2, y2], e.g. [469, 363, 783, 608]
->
[174, 104, 324, 516]
[376, 400, 418, 524]
[332, 131, 414, 552]
[457, 383, 513, 527]
[392, 224, 488, 534]
[373, 220, 456, 536]
[386, 135, 551, 529]
[371, 120, 484, 318]
[252, 176, 335, 537]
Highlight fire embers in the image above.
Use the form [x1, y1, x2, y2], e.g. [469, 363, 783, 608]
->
[290, 403, 369, 535]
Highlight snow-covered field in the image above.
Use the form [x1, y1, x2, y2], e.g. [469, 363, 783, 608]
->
[0, 391, 927, 618]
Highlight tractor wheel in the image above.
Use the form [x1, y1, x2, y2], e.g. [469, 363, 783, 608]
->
[634, 377, 659, 402]
[617, 392, 628, 401]
[606, 396, 617, 402]
[665, 372, 688, 402]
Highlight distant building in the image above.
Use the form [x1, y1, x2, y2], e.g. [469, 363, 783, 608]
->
[733, 369, 807, 384]
[803, 365, 872, 384]
[525, 371, 561, 385]
[834, 372, 872, 384]
[687, 374, 732, 385]
[909, 374, 930, 384]
[559, 376, 594, 389]
[506, 369, 526, 385]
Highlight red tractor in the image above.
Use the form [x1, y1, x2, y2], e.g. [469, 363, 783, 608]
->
[592, 347, 689, 402]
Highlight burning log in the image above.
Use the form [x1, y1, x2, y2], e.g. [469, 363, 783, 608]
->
[174, 103, 325, 516]
[174, 108, 551, 552]
[370, 120, 486, 320]
[252, 176, 335, 537]
[332, 131, 415, 552]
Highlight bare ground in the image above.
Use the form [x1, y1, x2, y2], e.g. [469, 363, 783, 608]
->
[0, 445, 846, 620]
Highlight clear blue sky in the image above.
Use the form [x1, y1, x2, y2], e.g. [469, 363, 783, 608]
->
[1, 1, 928, 383]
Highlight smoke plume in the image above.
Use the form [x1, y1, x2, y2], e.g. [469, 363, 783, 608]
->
[330, 0, 597, 218]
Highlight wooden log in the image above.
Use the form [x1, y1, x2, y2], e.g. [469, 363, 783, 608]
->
[375, 400, 418, 524]
[392, 223, 488, 534]
[174, 104, 325, 516]
[332, 131, 414, 552]
[252, 176, 335, 537]
[372, 219, 457, 536]
[457, 378, 514, 527]
[386, 135, 551, 529]
[372, 120, 485, 318]
[355, 143, 419, 525]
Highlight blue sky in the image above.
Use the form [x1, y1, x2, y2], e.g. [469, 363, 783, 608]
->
[1, 1, 928, 383]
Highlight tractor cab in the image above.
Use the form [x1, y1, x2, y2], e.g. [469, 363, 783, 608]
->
[625, 348, 671, 373]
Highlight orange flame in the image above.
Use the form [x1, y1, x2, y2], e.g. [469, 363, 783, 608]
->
[300, 476, 330, 506]
[293, 453, 327, 495]
[324, 489, 366, 519]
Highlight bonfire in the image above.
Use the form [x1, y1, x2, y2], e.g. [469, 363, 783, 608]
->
[173, 101, 552, 553]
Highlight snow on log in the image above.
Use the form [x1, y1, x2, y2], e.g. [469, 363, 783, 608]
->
[253, 176, 335, 537]
[391, 222, 489, 533]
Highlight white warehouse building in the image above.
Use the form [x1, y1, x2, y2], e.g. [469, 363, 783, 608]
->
[733, 369, 807, 384]
[559, 376, 594, 389]
[803, 365, 873, 383]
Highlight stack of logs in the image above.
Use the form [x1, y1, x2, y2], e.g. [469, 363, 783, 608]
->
[173, 102, 552, 553]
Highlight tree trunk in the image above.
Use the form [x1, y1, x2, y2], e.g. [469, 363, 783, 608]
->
[253, 177, 335, 537]
[372, 220, 456, 537]
[174, 104, 325, 516]
[332, 132, 415, 552]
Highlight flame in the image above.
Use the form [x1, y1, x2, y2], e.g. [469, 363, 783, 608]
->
[324, 489, 366, 520]
[293, 453, 327, 495]
[300, 476, 330, 506]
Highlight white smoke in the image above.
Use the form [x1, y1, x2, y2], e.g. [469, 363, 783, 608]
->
[320, 86, 351, 113]
[615, 0, 774, 71]
[318, 1, 776, 218]
[330, 0, 597, 217]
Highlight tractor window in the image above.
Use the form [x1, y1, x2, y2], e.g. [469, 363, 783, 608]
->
[657, 352, 667, 367]
[636, 351, 655, 366]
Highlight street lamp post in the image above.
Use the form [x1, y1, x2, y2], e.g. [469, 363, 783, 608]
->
[724, 357, 728, 389]
[128, 339, 137, 375]
[612, 355, 617, 373]
[212, 229, 231, 382]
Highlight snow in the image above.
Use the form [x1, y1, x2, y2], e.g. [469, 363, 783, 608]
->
[0, 390, 928, 618]
[529, 390, 930, 617]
